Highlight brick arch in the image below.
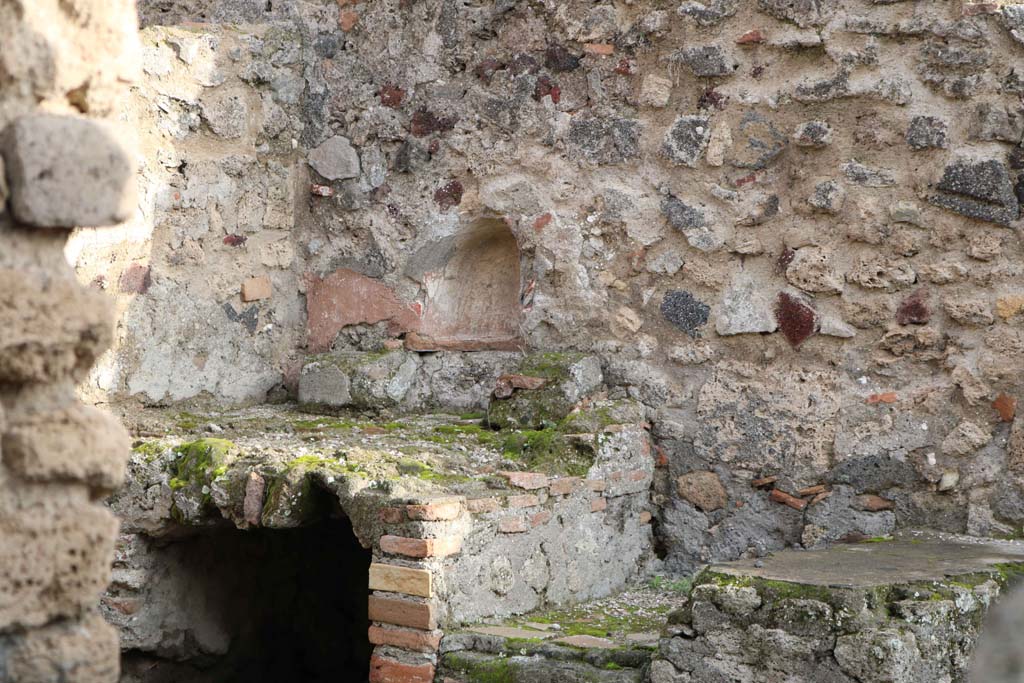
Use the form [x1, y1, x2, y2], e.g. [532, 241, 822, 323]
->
[406, 217, 523, 351]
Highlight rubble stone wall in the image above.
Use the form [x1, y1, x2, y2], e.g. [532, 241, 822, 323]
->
[73, 0, 1024, 569]
[0, 1, 138, 681]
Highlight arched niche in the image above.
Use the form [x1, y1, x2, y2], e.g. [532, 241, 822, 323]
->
[406, 217, 523, 351]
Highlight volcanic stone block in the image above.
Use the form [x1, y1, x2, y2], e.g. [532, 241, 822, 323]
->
[929, 158, 1020, 226]
[307, 135, 360, 180]
[1, 114, 135, 228]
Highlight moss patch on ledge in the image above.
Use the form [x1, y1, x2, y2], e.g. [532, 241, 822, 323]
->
[169, 438, 238, 491]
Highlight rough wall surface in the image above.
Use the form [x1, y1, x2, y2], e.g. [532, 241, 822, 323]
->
[0, 1, 138, 681]
[72, 0, 1024, 570]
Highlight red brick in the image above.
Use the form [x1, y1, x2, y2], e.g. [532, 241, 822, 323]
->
[368, 596, 436, 630]
[379, 507, 405, 524]
[591, 497, 607, 513]
[548, 477, 581, 496]
[369, 654, 435, 683]
[609, 471, 623, 482]
[867, 392, 898, 405]
[583, 42, 615, 56]
[994, 393, 1017, 422]
[498, 516, 528, 533]
[627, 469, 647, 482]
[499, 471, 549, 490]
[118, 263, 151, 294]
[466, 498, 501, 514]
[380, 535, 461, 558]
[339, 9, 359, 30]
[587, 479, 607, 492]
[769, 488, 807, 511]
[962, 1, 1000, 15]
[368, 625, 442, 653]
[406, 500, 462, 521]
[530, 510, 552, 527]
[736, 29, 765, 44]
[507, 494, 540, 508]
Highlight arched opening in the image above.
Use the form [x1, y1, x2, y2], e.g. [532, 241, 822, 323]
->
[112, 499, 371, 683]
[406, 217, 523, 351]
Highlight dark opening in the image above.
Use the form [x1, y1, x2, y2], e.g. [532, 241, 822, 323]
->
[118, 511, 371, 683]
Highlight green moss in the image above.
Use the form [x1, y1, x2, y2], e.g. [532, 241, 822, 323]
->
[648, 575, 692, 594]
[132, 440, 170, 461]
[604, 662, 623, 670]
[460, 411, 486, 420]
[501, 429, 594, 477]
[171, 438, 238, 488]
[442, 653, 514, 683]
[518, 352, 586, 382]
[174, 411, 205, 430]
[292, 418, 359, 431]
[435, 423, 501, 447]
[993, 562, 1024, 584]
[861, 536, 894, 543]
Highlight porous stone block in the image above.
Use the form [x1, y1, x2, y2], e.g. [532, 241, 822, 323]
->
[676, 471, 728, 512]
[486, 352, 602, 429]
[0, 269, 112, 384]
[929, 158, 1020, 226]
[3, 612, 120, 683]
[639, 74, 672, 107]
[1, 114, 135, 228]
[3, 400, 130, 493]
[369, 563, 433, 598]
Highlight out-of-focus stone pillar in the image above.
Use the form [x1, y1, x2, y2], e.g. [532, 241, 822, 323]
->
[969, 585, 1024, 683]
[0, 1, 139, 681]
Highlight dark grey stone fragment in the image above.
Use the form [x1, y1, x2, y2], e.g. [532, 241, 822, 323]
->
[758, 0, 838, 27]
[661, 116, 711, 167]
[675, 46, 736, 78]
[793, 120, 833, 148]
[827, 453, 921, 493]
[729, 112, 786, 170]
[677, 0, 740, 26]
[905, 116, 948, 150]
[567, 117, 641, 165]
[661, 290, 710, 337]
[929, 158, 1020, 226]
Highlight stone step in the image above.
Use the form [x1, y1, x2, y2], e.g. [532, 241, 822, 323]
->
[651, 532, 1024, 683]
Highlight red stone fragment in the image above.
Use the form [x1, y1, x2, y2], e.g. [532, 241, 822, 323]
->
[855, 494, 894, 512]
[769, 488, 808, 511]
[339, 10, 358, 31]
[797, 484, 827, 497]
[867, 392, 898, 404]
[533, 75, 561, 103]
[614, 58, 632, 75]
[118, 263, 151, 294]
[774, 292, 817, 348]
[751, 476, 777, 488]
[697, 87, 727, 110]
[493, 374, 547, 399]
[410, 108, 455, 137]
[736, 29, 765, 44]
[583, 43, 615, 56]
[776, 247, 795, 274]
[379, 84, 405, 108]
[310, 184, 334, 197]
[433, 180, 464, 210]
[474, 58, 504, 84]
[533, 213, 552, 231]
[223, 233, 247, 246]
[994, 393, 1017, 422]
[896, 289, 930, 325]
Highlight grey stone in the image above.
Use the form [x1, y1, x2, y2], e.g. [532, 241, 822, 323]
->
[1002, 4, 1024, 45]
[758, 0, 837, 27]
[970, 103, 1024, 144]
[834, 629, 921, 683]
[802, 485, 896, 548]
[715, 275, 777, 336]
[729, 112, 786, 170]
[0, 154, 6, 211]
[929, 158, 1019, 226]
[199, 89, 248, 139]
[818, 317, 856, 338]
[677, 0, 740, 26]
[843, 160, 896, 187]
[662, 116, 711, 167]
[567, 117, 641, 165]
[675, 46, 736, 77]
[808, 180, 845, 214]
[661, 290, 710, 337]
[297, 361, 352, 408]
[307, 135, 360, 181]
[794, 70, 851, 103]
[1, 114, 135, 228]
[828, 454, 921, 493]
[661, 195, 723, 252]
[905, 116, 948, 150]
[793, 120, 833, 148]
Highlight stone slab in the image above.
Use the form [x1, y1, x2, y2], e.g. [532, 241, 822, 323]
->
[710, 532, 1024, 588]
[467, 625, 555, 640]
